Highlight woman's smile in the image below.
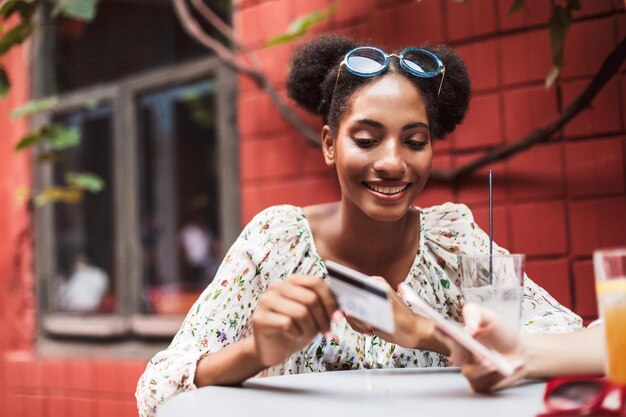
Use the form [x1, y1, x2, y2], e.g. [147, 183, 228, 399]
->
[362, 181, 411, 201]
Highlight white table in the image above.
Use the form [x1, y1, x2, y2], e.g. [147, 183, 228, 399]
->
[158, 368, 547, 417]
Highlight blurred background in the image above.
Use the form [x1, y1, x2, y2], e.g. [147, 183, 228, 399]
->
[0, 0, 625, 416]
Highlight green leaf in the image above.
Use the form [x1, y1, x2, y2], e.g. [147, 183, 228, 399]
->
[83, 98, 99, 110]
[439, 278, 450, 289]
[11, 96, 59, 119]
[0, 20, 33, 56]
[48, 125, 80, 150]
[316, 345, 324, 359]
[508, 0, 526, 15]
[265, 1, 337, 48]
[0, 0, 23, 18]
[36, 150, 63, 163]
[15, 129, 44, 150]
[34, 186, 83, 206]
[65, 171, 104, 192]
[52, 0, 99, 22]
[548, 4, 573, 69]
[0, 0, 40, 20]
[0, 66, 9, 97]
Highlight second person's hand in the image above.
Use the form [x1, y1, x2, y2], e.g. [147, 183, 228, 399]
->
[435, 303, 527, 392]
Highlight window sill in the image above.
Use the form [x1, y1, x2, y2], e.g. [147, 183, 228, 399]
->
[131, 314, 185, 338]
[41, 313, 186, 339]
[34, 336, 167, 359]
[36, 313, 186, 358]
[43, 314, 129, 338]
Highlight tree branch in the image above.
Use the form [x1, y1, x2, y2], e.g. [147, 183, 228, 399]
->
[190, 0, 234, 43]
[172, 0, 261, 82]
[174, 0, 321, 145]
[430, 35, 626, 182]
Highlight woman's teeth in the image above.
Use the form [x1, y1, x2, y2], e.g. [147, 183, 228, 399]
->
[366, 183, 408, 195]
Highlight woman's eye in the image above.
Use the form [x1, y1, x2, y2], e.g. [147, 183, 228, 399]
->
[352, 137, 377, 147]
[406, 140, 428, 150]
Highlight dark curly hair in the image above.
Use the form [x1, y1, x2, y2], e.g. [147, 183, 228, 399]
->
[286, 34, 471, 140]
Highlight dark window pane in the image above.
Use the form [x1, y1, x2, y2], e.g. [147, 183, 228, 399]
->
[53, 106, 116, 314]
[54, 0, 230, 92]
[138, 80, 223, 315]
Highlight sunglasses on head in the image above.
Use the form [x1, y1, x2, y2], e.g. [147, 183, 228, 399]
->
[332, 46, 446, 101]
[536, 376, 626, 417]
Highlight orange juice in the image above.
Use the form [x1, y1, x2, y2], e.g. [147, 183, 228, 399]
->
[597, 278, 626, 386]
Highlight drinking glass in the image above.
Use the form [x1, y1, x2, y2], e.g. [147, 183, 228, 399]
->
[593, 248, 626, 386]
[459, 254, 525, 331]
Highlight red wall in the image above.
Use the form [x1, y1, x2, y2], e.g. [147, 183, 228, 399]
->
[235, 0, 626, 321]
[0, 29, 33, 353]
[1, 1, 625, 416]
[0, 30, 32, 417]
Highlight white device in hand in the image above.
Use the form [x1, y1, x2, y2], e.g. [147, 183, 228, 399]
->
[400, 283, 514, 376]
[325, 260, 395, 334]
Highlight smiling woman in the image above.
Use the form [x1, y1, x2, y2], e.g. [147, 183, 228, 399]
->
[135, 35, 582, 417]
[321, 74, 433, 225]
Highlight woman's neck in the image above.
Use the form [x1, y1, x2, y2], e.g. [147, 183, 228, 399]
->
[321, 199, 420, 278]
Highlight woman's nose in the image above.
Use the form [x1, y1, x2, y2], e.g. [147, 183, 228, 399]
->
[372, 140, 406, 177]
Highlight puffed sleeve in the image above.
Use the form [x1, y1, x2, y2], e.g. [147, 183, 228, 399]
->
[420, 203, 582, 333]
[135, 205, 307, 417]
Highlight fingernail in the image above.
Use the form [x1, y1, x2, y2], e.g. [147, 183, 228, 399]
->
[332, 310, 345, 322]
[465, 316, 479, 334]
[464, 305, 480, 334]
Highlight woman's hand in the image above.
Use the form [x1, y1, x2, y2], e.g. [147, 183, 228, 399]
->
[435, 303, 528, 392]
[344, 277, 440, 351]
[250, 274, 338, 368]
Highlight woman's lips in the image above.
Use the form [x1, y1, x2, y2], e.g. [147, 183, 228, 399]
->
[363, 182, 411, 201]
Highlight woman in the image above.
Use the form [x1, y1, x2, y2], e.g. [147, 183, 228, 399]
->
[136, 35, 582, 417]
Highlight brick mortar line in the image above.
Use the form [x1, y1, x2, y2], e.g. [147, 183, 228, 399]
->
[4, 387, 136, 399]
[445, 10, 620, 48]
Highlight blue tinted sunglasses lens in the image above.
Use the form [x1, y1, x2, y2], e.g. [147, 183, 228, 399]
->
[402, 49, 439, 74]
[346, 48, 386, 74]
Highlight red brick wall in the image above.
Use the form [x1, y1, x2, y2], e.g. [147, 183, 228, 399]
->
[234, 0, 626, 322]
[0, 30, 33, 417]
[0, 33, 34, 353]
[4, 355, 145, 417]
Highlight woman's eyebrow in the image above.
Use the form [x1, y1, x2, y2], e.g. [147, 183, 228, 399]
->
[354, 118, 384, 129]
[402, 122, 429, 130]
[353, 119, 429, 131]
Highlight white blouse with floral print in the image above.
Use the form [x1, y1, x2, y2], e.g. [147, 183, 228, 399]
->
[136, 203, 582, 417]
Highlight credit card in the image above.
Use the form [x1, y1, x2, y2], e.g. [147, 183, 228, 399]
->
[325, 260, 395, 334]
[400, 283, 514, 376]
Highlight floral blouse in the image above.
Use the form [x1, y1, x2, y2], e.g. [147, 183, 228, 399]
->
[136, 203, 582, 417]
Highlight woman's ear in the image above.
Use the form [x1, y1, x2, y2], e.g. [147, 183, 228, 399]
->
[322, 125, 335, 166]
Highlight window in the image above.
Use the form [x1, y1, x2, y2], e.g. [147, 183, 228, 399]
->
[33, 1, 238, 339]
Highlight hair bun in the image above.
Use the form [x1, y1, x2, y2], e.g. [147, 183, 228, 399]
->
[428, 44, 472, 138]
[286, 34, 357, 115]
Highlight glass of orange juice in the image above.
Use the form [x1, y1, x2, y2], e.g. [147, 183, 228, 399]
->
[593, 248, 626, 386]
